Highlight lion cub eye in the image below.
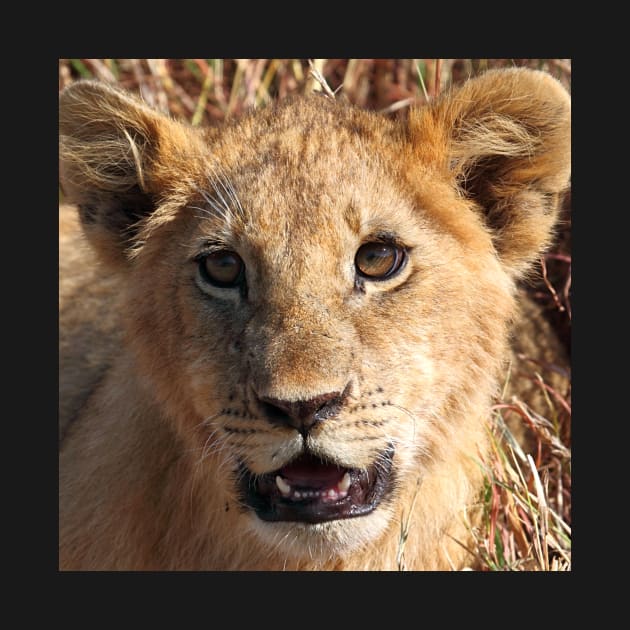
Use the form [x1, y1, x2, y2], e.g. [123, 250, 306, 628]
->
[355, 242, 406, 280]
[199, 250, 245, 288]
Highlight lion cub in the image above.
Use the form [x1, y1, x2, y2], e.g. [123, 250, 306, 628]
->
[59, 68, 570, 570]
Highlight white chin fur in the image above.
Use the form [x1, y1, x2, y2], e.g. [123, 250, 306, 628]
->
[245, 507, 393, 563]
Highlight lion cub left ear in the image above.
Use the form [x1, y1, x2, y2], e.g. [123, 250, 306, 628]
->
[59, 81, 208, 267]
[408, 68, 571, 277]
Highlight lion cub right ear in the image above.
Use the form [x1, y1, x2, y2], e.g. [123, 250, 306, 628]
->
[407, 68, 571, 278]
[59, 81, 207, 267]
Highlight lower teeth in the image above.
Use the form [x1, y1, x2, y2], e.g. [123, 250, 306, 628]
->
[290, 489, 345, 502]
[275, 474, 351, 502]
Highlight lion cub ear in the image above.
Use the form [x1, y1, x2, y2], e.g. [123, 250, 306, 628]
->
[59, 81, 207, 266]
[408, 68, 571, 277]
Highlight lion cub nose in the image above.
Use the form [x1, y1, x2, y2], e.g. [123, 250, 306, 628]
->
[258, 387, 349, 436]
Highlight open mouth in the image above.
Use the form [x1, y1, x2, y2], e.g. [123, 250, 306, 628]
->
[238, 446, 395, 524]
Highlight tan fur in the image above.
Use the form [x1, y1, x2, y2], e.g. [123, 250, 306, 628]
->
[59, 68, 571, 570]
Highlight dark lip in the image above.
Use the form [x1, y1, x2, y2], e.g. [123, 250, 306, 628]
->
[237, 445, 395, 524]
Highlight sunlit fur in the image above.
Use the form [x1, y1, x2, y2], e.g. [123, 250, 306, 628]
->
[59, 69, 571, 570]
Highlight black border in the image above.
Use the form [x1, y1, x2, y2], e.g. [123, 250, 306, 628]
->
[20, 43, 592, 619]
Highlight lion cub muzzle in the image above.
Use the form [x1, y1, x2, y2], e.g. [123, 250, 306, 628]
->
[239, 382, 394, 525]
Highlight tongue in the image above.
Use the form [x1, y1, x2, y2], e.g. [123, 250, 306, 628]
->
[279, 453, 345, 489]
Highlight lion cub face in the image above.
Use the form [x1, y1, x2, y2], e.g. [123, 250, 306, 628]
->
[59, 69, 570, 562]
[174, 122, 492, 555]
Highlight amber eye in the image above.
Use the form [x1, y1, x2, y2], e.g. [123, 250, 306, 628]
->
[355, 242, 406, 280]
[199, 250, 245, 288]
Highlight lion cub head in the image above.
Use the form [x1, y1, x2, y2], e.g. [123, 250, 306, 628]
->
[59, 69, 570, 566]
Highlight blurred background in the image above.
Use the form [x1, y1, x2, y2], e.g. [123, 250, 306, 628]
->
[58, 58, 571, 121]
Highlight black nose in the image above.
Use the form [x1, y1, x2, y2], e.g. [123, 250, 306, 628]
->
[258, 386, 350, 436]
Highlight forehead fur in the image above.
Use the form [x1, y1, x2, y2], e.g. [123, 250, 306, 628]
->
[200, 94, 407, 214]
[142, 94, 488, 262]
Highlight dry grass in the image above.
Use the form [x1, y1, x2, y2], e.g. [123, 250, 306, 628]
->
[58, 58, 571, 571]
[468, 397, 571, 571]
